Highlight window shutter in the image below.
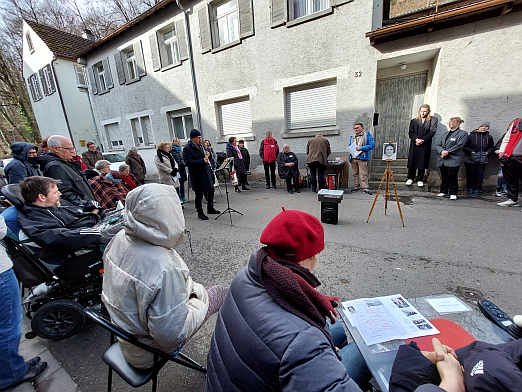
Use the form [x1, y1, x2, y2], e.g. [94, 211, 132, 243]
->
[39, 69, 49, 96]
[238, 0, 254, 39]
[88, 66, 98, 95]
[27, 77, 36, 101]
[149, 33, 161, 71]
[198, 6, 212, 53]
[158, 32, 168, 67]
[271, 0, 287, 27]
[34, 75, 42, 100]
[175, 19, 189, 61]
[285, 80, 336, 129]
[134, 41, 146, 77]
[114, 52, 126, 84]
[219, 98, 252, 135]
[46, 65, 56, 94]
[103, 57, 114, 89]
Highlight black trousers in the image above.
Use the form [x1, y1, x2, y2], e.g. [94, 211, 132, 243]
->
[407, 168, 425, 182]
[503, 157, 522, 202]
[238, 173, 247, 187]
[285, 171, 299, 191]
[308, 162, 326, 192]
[465, 163, 486, 191]
[263, 162, 277, 187]
[195, 189, 214, 212]
[439, 166, 460, 195]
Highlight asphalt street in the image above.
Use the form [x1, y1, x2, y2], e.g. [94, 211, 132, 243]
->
[43, 182, 522, 391]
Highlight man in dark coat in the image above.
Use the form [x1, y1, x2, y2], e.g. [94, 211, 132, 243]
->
[406, 104, 438, 187]
[81, 141, 103, 170]
[4, 142, 42, 184]
[182, 129, 220, 220]
[39, 135, 97, 207]
[125, 147, 147, 185]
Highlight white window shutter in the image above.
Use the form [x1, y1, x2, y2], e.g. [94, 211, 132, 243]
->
[285, 80, 337, 129]
[114, 52, 126, 83]
[149, 33, 161, 71]
[102, 57, 114, 89]
[88, 66, 98, 94]
[175, 19, 189, 61]
[271, 0, 287, 27]
[46, 65, 56, 94]
[198, 6, 212, 53]
[39, 69, 49, 96]
[134, 41, 146, 77]
[238, 0, 254, 39]
[219, 98, 252, 135]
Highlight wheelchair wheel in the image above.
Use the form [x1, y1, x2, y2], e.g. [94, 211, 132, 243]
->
[31, 300, 86, 340]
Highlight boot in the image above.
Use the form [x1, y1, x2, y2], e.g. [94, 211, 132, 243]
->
[235, 186, 241, 192]
[242, 185, 250, 190]
[207, 191, 221, 214]
[198, 211, 209, 220]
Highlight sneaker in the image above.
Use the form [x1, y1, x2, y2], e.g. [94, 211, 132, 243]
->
[437, 193, 445, 197]
[496, 191, 503, 197]
[363, 189, 372, 195]
[450, 195, 457, 200]
[497, 199, 517, 207]
[405, 179, 413, 186]
[417, 181, 424, 187]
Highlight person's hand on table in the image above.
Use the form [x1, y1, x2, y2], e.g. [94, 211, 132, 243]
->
[422, 338, 465, 392]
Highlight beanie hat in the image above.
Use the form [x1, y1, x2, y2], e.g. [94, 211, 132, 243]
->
[479, 122, 490, 128]
[260, 208, 324, 262]
[189, 129, 202, 139]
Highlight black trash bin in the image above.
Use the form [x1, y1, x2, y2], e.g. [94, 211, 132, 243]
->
[318, 190, 344, 225]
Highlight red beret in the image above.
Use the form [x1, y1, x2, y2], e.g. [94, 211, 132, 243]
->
[260, 208, 324, 262]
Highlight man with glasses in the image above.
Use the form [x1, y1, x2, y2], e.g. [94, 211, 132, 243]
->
[39, 135, 98, 207]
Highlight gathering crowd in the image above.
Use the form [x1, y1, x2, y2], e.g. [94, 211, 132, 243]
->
[0, 110, 521, 391]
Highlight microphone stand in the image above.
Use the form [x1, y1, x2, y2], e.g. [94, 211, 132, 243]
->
[214, 157, 243, 225]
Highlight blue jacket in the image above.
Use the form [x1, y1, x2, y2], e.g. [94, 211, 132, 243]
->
[5, 142, 41, 183]
[206, 250, 362, 392]
[348, 132, 374, 162]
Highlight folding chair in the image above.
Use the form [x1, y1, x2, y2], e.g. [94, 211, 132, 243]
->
[83, 308, 206, 392]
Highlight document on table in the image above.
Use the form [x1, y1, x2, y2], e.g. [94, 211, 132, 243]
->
[342, 294, 439, 346]
[348, 142, 362, 158]
[426, 296, 471, 314]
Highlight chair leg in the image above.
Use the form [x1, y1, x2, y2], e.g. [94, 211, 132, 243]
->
[151, 375, 157, 392]
[174, 352, 207, 373]
[107, 367, 113, 392]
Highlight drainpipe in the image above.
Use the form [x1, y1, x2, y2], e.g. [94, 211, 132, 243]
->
[176, 0, 203, 131]
[51, 57, 75, 146]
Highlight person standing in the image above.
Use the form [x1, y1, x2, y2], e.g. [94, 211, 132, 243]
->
[226, 137, 249, 192]
[406, 104, 438, 187]
[155, 143, 179, 191]
[497, 118, 522, 208]
[125, 147, 147, 185]
[171, 139, 188, 203]
[463, 123, 494, 197]
[203, 140, 217, 171]
[259, 132, 279, 189]
[435, 117, 468, 200]
[238, 140, 251, 185]
[348, 124, 374, 195]
[4, 142, 42, 184]
[81, 141, 103, 170]
[183, 129, 220, 220]
[278, 144, 300, 194]
[306, 134, 331, 193]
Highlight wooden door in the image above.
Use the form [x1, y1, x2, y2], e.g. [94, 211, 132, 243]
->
[374, 72, 427, 158]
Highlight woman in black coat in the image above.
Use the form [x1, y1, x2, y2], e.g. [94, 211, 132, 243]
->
[226, 137, 249, 192]
[277, 144, 300, 194]
[463, 123, 494, 197]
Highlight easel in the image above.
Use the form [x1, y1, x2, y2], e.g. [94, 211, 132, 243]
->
[214, 157, 243, 225]
[366, 159, 405, 227]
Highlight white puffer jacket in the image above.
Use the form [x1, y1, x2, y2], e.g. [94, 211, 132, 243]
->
[101, 184, 208, 368]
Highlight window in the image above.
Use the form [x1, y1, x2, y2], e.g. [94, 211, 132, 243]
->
[114, 42, 146, 84]
[130, 115, 154, 147]
[89, 58, 114, 95]
[158, 25, 180, 67]
[74, 64, 87, 87]
[285, 79, 336, 130]
[104, 123, 124, 150]
[123, 47, 138, 81]
[28, 74, 42, 101]
[217, 97, 252, 136]
[26, 32, 34, 53]
[212, 0, 240, 47]
[96, 62, 107, 91]
[291, 0, 330, 19]
[167, 109, 194, 140]
[42, 65, 55, 95]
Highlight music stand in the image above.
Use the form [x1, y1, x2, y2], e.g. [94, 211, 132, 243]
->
[214, 157, 243, 225]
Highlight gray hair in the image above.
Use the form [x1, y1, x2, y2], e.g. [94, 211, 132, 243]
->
[47, 135, 70, 149]
[118, 164, 129, 172]
[94, 160, 110, 170]
[282, 144, 290, 150]
[128, 147, 137, 153]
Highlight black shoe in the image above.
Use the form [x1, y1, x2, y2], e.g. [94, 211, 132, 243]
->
[0, 360, 47, 391]
[198, 212, 209, 220]
[207, 208, 221, 214]
[266, 184, 271, 189]
[295, 189, 301, 193]
[272, 184, 277, 189]
[289, 190, 294, 194]
[242, 185, 250, 190]
[363, 189, 372, 195]
[235, 186, 241, 193]
[351, 188, 360, 193]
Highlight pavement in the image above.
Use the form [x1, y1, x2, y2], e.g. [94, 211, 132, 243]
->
[12, 180, 522, 391]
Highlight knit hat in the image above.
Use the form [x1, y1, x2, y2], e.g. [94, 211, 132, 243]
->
[479, 122, 490, 128]
[260, 208, 324, 262]
[189, 129, 202, 139]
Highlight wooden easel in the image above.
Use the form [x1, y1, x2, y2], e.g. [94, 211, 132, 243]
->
[366, 159, 405, 227]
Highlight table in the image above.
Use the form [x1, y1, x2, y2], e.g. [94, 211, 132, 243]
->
[326, 160, 348, 189]
[339, 294, 513, 392]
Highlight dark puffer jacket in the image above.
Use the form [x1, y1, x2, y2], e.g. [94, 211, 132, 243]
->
[5, 142, 42, 184]
[277, 151, 299, 179]
[206, 251, 362, 392]
[226, 143, 246, 175]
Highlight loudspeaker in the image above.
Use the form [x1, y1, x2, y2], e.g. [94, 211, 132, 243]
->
[321, 201, 338, 224]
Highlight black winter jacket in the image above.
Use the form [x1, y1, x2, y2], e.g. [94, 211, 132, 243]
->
[226, 143, 246, 175]
[463, 131, 495, 164]
[239, 146, 250, 171]
[39, 153, 96, 206]
[18, 202, 103, 263]
[183, 141, 214, 193]
[5, 142, 41, 184]
[277, 151, 299, 179]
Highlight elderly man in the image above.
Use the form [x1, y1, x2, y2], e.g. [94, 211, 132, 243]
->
[4, 142, 41, 184]
[348, 124, 374, 195]
[88, 160, 128, 209]
[307, 133, 331, 193]
[277, 144, 300, 194]
[81, 141, 103, 170]
[39, 135, 97, 207]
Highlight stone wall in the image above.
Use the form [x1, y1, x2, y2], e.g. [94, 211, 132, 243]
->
[390, 0, 458, 18]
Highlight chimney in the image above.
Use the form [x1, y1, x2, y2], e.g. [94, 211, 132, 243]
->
[82, 29, 95, 41]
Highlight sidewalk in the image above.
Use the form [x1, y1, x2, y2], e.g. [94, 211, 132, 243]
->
[7, 318, 79, 392]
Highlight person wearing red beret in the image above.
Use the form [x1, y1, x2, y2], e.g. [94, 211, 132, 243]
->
[206, 208, 372, 391]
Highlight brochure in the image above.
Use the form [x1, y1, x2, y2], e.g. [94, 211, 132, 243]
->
[348, 142, 362, 158]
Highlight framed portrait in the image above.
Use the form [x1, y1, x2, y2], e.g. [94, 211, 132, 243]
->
[382, 143, 397, 161]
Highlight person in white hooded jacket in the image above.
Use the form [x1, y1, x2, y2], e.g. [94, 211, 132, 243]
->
[101, 183, 227, 369]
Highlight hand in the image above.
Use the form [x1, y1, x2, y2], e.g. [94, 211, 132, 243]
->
[204, 157, 209, 163]
[289, 162, 295, 166]
[441, 150, 449, 158]
[416, 138, 424, 146]
[91, 209, 100, 215]
[356, 146, 362, 151]
[205, 151, 210, 158]
[421, 344, 457, 364]
[432, 338, 465, 392]
[284, 163, 291, 167]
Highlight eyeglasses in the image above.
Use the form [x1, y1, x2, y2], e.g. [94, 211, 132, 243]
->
[57, 146, 75, 151]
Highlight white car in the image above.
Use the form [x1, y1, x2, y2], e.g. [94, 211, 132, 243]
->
[102, 152, 126, 172]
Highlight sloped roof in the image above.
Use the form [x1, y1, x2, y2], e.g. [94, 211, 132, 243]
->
[25, 19, 94, 60]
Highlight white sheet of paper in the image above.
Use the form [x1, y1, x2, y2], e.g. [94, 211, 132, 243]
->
[348, 142, 362, 158]
[426, 297, 471, 314]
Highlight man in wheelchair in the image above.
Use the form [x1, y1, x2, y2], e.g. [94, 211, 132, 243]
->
[17, 176, 108, 265]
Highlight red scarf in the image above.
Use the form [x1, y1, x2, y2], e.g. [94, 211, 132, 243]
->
[122, 175, 137, 190]
[504, 118, 522, 158]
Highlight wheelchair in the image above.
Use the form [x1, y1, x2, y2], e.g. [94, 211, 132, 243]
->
[1, 184, 105, 341]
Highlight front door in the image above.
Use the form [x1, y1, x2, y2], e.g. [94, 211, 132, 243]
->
[374, 72, 427, 159]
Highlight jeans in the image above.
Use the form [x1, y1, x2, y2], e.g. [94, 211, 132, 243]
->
[439, 165, 460, 195]
[263, 162, 277, 187]
[177, 180, 186, 201]
[0, 269, 26, 389]
[308, 162, 326, 192]
[327, 320, 371, 389]
[408, 167, 425, 182]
